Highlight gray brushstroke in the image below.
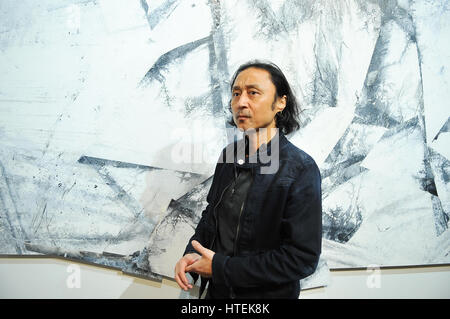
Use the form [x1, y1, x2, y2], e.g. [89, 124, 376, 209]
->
[428, 147, 450, 235]
[208, 0, 231, 117]
[146, 176, 212, 252]
[79, 156, 146, 220]
[157, 175, 214, 234]
[356, 28, 403, 127]
[25, 242, 162, 281]
[207, 35, 226, 117]
[311, 2, 348, 108]
[405, 5, 445, 230]
[322, 153, 368, 183]
[279, 0, 315, 30]
[322, 117, 425, 243]
[141, 0, 179, 30]
[78, 155, 161, 171]
[0, 161, 27, 254]
[246, 1, 350, 108]
[419, 170, 438, 197]
[431, 151, 450, 185]
[323, 200, 363, 244]
[184, 93, 213, 117]
[432, 195, 448, 236]
[139, 36, 211, 86]
[321, 21, 416, 192]
[378, 0, 417, 40]
[312, 35, 339, 107]
[139, 0, 230, 119]
[79, 154, 204, 192]
[355, 2, 420, 126]
[77, 155, 207, 249]
[433, 117, 450, 141]
[246, 0, 288, 39]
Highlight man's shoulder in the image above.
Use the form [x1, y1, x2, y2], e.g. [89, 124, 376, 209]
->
[281, 138, 319, 171]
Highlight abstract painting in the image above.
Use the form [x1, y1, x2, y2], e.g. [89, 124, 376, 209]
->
[1, 0, 449, 296]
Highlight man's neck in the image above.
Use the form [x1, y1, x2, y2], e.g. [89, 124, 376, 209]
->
[245, 127, 279, 156]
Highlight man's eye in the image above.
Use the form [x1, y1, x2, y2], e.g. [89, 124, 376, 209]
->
[233, 92, 240, 97]
[250, 91, 258, 95]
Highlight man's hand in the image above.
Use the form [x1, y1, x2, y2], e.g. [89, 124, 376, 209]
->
[185, 240, 215, 278]
[174, 252, 200, 291]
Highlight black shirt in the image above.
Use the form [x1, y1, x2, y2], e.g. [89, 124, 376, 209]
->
[213, 167, 253, 257]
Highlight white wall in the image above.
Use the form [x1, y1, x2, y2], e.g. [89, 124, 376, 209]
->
[1, 258, 449, 299]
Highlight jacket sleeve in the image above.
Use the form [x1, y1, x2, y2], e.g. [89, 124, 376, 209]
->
[183, 173, 216, 257]
[211, 160, 322, 288]
[182, 150, 225, 256]
[182, 152, 225, 285]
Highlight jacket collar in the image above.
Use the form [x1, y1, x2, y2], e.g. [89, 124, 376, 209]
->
[233, 129, 287, 169]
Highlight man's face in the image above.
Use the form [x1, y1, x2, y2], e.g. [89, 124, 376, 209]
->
[231, 67, 286, 132]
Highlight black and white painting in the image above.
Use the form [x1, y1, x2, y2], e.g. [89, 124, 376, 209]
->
[0, 0, 449, 293]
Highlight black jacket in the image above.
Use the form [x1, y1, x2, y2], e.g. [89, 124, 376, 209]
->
[184, 131, 322, 298]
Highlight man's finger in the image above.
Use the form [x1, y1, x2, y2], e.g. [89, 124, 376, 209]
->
[175, 259, 193, 290]
[191, 240, 206, 255]
[175, 273, 187, 290]
[180, 270, 189, 287]
[186, 254, 201, 265]
[176, 271, 193, 291]
[185, 263, 194, 273]
[185, 259, 198, 273]
[174, 264, 187, 288]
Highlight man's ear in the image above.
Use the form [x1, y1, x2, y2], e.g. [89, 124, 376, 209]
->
[277, 95, 287, 112]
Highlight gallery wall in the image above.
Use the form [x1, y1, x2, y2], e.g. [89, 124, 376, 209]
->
[1, 0, 449, 296]
[0, 258, 449, 298]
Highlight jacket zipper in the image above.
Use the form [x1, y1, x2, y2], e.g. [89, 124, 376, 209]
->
[233, 200, 245, 256]
[233, 167, 254, 256]
[210, 177, 235, 299]
[209, 176, 235, 250]
[230, 169, 253, 299]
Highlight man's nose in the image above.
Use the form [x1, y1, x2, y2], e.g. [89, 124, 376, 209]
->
[237, 91, 250, 107]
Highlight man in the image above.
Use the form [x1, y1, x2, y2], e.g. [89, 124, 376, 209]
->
[174, 61, 322, 299]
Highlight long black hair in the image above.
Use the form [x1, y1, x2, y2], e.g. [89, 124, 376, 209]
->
[227, 60, 301, 135]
